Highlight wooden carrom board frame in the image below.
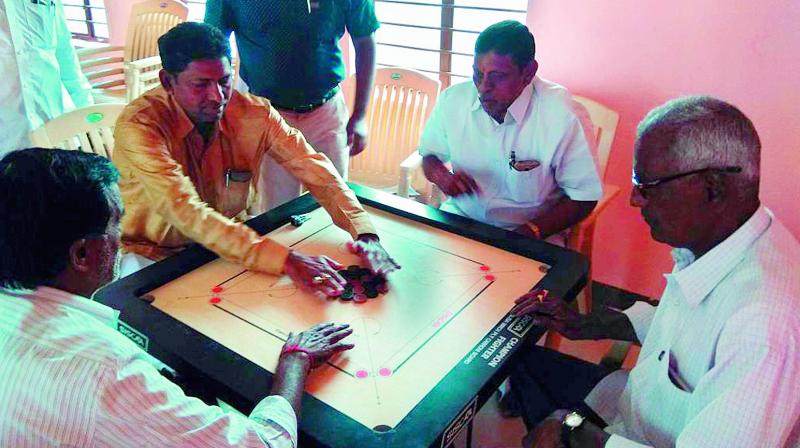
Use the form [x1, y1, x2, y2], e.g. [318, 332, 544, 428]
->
[95, 184, 588, 448]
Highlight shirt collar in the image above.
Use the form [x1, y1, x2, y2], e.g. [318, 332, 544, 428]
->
[470, 79, 536, 125]
[668, 206, 772, 307]
[165, 91, 234, 139]
[168, 93, 197, 140]
[4, 286, 120, 329]
[506, 81, 534, 124]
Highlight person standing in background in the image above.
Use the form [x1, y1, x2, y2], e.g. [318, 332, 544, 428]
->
[205, 0, 378, 211]
[0, 0, 94, 157]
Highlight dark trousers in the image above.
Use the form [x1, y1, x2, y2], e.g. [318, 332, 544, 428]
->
[508, 345, 614, 429]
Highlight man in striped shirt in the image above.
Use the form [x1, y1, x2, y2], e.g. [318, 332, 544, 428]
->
[508, 96, 800, 447]
[0, 148, 353, 447]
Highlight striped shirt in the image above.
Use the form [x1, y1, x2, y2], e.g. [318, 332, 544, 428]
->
[0, 286, 297, 447]
[586, 207, 800, 447]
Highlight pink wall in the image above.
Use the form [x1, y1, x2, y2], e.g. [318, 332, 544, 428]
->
[107, 1, 350, 73]
[105, 0, 148, 45]
[106, 1, 799, 298]
[527, 0, 800, 298]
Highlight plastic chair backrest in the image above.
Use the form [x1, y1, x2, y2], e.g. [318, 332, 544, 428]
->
[344, 68, 441, 187]
[28, 104, 126, 159]
[124, 0, 188, 62]
[572, 95, 619, 180]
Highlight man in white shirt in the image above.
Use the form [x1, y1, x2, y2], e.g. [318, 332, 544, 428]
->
[508, 96, 800, 447]
[0, 148, 354, 447]
[0, 0, 94, 157]
[419, 20, 602, 244]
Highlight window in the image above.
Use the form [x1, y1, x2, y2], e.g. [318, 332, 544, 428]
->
[108, 1, 527, 88]
[64, 0, 109, 41]
[369, 0, 528, 89]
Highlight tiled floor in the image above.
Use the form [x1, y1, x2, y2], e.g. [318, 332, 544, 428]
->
[452, 282, 647, 448]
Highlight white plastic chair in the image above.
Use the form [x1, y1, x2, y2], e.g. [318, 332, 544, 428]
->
[28, 104, 126, 159]
[566, 95, 621, 314]
[342, 68, 441, 192]
[76, 0, 187, 103]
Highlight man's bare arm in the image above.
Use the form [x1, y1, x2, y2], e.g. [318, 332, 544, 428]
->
[348, 34, 377, 156]
[517, 196, 597, 239]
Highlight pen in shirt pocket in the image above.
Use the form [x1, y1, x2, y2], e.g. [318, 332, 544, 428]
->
[667, 352, 693, 392]
[508, 150, 540, 171]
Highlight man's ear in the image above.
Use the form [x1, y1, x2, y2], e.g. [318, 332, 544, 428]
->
[522, 60, 538, 84]
[159, 69, 174, 92]
[703, 172, 727, 203]
[68, 239, 92, 274]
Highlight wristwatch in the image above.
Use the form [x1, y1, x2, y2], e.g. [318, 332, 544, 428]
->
[561, 410, 585, 448]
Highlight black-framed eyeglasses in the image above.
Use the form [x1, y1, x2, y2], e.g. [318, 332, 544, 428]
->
[632, 166, 742, 198]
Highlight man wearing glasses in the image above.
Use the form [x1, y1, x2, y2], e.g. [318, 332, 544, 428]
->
[0, 148, 355, 446]
[507, 96, 800, 447]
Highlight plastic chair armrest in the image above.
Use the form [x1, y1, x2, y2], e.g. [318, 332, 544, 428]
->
[575, 184, 621, 231]
[398, 151, 423, 198]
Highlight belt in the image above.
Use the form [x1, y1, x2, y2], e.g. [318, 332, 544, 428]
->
[271, 86, 340, 113]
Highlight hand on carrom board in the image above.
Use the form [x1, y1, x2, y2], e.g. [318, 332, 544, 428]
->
[284, 322, 355, 369]
[349, 233, 401, 277]
[283, 251, 348, 296]
[510, 287, 589, 340]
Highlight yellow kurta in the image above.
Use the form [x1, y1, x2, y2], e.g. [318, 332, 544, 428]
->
[113, 88, 375, 274]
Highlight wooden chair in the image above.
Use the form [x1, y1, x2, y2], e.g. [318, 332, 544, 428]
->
[342, 68, 441, 192]
[77, 0, 187, 103]
[28, 104, 126, 159]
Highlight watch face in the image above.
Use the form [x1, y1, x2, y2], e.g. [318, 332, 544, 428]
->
[565, 412, 585, 429]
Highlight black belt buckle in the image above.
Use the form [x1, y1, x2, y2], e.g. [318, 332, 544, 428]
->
[289, 101, 325, 113]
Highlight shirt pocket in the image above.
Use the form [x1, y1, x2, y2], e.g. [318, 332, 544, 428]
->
[635, 349, 692, 444]
[217, 170, 253, 219]
[505, 164, 547, 203]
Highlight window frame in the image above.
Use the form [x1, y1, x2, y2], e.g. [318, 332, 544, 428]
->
[374, 0, 528, 89]
[64, 0, 109, 42]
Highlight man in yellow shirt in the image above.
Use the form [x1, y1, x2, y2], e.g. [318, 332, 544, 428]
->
[113, 22, 398, 295]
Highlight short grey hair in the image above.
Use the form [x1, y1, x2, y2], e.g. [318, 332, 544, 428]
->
[637, 96, 760, 199]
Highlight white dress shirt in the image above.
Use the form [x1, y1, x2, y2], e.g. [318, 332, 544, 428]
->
[0, 0, 93, 157]
[418, 77, 603, 236]
[0, 286, 297, 447]
[585, 207, 800, 447]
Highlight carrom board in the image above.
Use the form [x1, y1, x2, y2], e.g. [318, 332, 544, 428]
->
[96, 184, 588, 448]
